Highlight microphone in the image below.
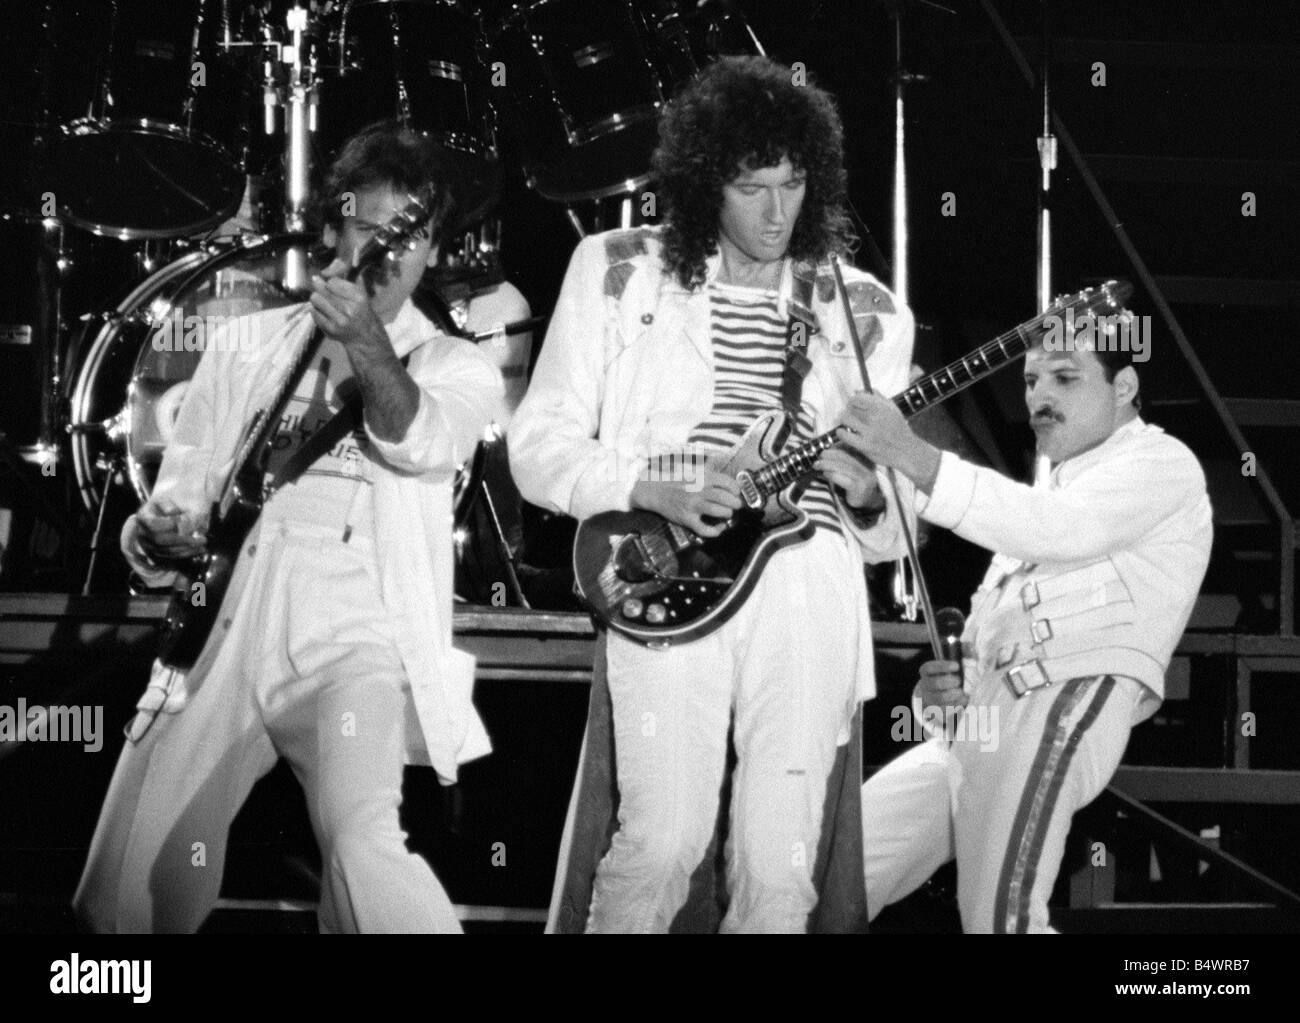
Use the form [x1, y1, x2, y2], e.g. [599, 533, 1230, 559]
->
[933, 606, 966, 742]
[934, 606, 965, 683]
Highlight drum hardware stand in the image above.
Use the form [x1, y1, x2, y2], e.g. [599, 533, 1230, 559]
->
[880, 0, 953, 621]
[1035, 1, 1056, 313]
[478, 470, 530, 609]
[270, 4, 320, 288]
[64, 410, 129, 593]
[80, 450, 129, 595]
[242, 3, 319, 279]
[37, 215, 70, 474]
[564, 208, 587, 239]
[561, 193, 640, 241]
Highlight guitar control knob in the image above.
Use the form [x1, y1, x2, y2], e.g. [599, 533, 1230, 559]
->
[621, 598, 644, 619]
[645, 603, 667, 625]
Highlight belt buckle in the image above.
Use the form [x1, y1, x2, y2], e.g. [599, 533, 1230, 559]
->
[1005, 659, 1050, 697]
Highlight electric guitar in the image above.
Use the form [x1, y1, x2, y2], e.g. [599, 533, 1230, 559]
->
[155, 192, 435, 671]
[573, 281, 1134, 646]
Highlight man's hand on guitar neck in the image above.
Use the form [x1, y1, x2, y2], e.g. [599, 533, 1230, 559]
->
[837, 391, 942, 496]
[630, 470, 744, 539]
[309, 259, 421, 443]
[310, 258, 392, 351]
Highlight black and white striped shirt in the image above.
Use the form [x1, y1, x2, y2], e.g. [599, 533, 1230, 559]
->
[685, 281, 842, 536]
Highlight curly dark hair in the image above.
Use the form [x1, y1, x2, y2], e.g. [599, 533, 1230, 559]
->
[651, 56, 854, 290]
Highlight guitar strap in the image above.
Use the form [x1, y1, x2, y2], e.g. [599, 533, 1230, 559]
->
[782, 264, 818, 420]
[267, 350, 414, 495]
[779, 264, 819, 498]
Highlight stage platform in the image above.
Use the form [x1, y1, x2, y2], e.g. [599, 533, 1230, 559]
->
[1, 595, 1298, 932]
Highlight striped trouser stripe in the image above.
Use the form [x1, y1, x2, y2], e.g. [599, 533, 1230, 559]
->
[992, 675, 1118, 934]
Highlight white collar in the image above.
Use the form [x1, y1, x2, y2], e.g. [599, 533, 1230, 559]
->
[1040, 415, 1151, 487]
[382, 298, 435, 359]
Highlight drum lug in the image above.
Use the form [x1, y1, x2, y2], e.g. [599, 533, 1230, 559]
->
[74, 409, 129, 445]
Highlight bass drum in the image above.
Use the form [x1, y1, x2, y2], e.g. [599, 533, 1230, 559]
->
[67, 234, 521, 603]
[67, 234, 325, 512]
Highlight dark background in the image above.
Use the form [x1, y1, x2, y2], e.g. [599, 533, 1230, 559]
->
[1, 0, 1297, 930]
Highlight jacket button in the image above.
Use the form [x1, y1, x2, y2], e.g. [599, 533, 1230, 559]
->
[641, 313, 654, 325]
[831, 341, 846, 353]
[247, 545, 256, 557]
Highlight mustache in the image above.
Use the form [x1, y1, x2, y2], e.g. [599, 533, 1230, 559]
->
[1031, 408, 1064, 424]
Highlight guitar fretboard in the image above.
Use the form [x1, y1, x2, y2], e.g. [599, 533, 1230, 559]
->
[892, 321, 1035, 416]
[747, 286, 1124, 502]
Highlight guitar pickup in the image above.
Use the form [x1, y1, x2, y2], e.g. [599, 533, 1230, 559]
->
[736, 471, 763, 510]
[609, 533, 657, 583]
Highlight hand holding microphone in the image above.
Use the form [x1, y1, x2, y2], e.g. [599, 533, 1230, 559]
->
[917, 607, 970, 733]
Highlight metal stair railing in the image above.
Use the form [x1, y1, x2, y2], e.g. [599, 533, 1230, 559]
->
[979, 0, 1296, 636]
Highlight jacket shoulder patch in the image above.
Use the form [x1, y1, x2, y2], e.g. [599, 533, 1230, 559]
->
[603, 228, 652, 266]
[815, 273, 897, 315]
[605, 261, 637, 299]
[602, 229, 654, 299]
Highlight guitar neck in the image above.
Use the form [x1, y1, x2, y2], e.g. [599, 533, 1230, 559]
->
[891, 319, 1038, 417]
[749, 317, 1044, 499]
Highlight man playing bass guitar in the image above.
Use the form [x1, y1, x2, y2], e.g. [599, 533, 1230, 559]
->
[510, 57, 916, 932]
[75, 124, 507, 933]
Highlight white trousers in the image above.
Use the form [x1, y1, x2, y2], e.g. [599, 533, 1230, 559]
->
[74, 520, 461, 933]
[862, 672, 1141, 933]
[588, 532, 866, 933]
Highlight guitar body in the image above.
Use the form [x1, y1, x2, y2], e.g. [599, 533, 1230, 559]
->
[573, 411, 815, 646]
[156, 424, 269, 671]
[156, 489, 260, 670]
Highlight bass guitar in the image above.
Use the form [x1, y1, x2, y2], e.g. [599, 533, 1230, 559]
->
[573, 280, 1134, 646]
[155, 192, 435, 670]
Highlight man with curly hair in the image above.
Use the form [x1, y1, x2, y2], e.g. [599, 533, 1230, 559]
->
[511, 56, 916, 932]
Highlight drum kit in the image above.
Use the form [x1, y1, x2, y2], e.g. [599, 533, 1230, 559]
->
[0, 0, 761, 594]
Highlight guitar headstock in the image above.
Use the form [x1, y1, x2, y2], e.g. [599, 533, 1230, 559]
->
[1046, 280, 1135, 320]
[352, 187, 437, 273]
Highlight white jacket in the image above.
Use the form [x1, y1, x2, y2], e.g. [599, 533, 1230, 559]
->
[122, 299, 504, 783]
[510, 228, 917, 705]
[918, 416, 1213, 719]
[509, 227, 918, 562]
